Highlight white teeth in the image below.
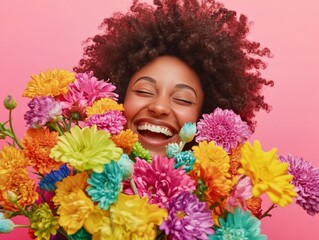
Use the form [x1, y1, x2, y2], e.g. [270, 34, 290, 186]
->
[137, 124, 173, 137]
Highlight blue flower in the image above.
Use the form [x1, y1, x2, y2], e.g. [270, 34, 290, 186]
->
[0, 213, 14, 233]
[209, 208, 267, 240]
[68, 227, 91, 240]
[179, 122, 196, 143]
[117, 154, 134, 179]
[173, 151, 196, 172]
[86, 161, 123, 210]
[39, 164, 70, 191]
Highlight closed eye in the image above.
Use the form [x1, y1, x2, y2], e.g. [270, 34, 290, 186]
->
[173, 98, 193, 105]
[133, 90, 154, 96]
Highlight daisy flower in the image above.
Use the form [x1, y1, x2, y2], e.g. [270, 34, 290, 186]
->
[86, 98, 124, 118]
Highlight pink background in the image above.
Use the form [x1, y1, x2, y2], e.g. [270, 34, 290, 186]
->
[1, 0, 318, 239]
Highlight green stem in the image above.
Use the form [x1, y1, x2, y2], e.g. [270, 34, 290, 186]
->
[8, 110, 23, 149]
[14, 224, 30, 229]
[130, 179, 140, 197]
[259, 204, 277, 220]
[49, 122, 64, 136]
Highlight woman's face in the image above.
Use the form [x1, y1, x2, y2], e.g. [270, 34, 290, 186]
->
[124, 56, 204, 156]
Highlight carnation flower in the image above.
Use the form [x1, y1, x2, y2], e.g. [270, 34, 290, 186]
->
[210, 208, 266, 240]
[173, 150, 196, 172]
[85, 110, 126, 135]
[39, 164, 71, 191]
[87, 161, 123, 210]
[238, 140, 297, 207]
[50, 125, 122, 173]
[195, 108, 252, 153]
[179, 122, 197, 143]
[160, 191, 214, 240]
[30, 203, 59, 240]
[86, 98, 124, 118]
[111, 129, 139, 154]
[58, 71, 118, 119]
[22, 128, 61, 174]
[22, 69, 75, 98]
[24, 96, 62, 129]
[93, 194, 167, 239]
[279, 154, 319, 216]
[123, 156, 196, 208]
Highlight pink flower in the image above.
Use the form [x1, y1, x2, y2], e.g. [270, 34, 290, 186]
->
[226, 176, 252, 212]
[85, 110, 126, 135]
[59, 71, 118, 119]
[123, 156, 196, 208]
[195, 108, 252, 153]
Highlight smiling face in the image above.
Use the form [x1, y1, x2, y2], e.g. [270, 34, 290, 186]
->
[124, 56, 204, 156]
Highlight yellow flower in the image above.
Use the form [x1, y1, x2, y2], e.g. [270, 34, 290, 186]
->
[30, 203, 59, 240]
[22, 69, 75, 98]
[238, 140, 297, 207]
[92, 194, 167, 239]
[86, 98, 124, 118]
[0, 146, 28, 177]
[57, 189, 104, 235]
[111, 129, 139, 154]
[53, 171, 89, 206]
[192, 141, 230, 176]
[50, 125, 123, 173]
[22, 128, 61, 174]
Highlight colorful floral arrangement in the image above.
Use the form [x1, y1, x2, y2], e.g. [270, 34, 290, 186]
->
[0, 69, 318, 240]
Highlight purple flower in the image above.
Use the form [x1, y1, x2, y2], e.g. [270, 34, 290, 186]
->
[279, 154, 319, 216]
[160, 191, 214, 240]
[195, 108, 252, 153]
[85, 110, 126, 135]
[24, 96, 62, 128]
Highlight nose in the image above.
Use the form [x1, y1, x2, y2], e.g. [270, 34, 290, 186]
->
[148, 95, 172, 116]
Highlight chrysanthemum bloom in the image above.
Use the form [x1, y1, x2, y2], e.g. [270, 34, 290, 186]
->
[195, 108, 252, 153]
[22, 128, 61, 174]
[86, 98, 124, 118]
[179, 122, 197, 143]
[166, 142, 183, 158]
[58, 71, 118, 119]
[226, 176, 252, 212]
[57, 189, 104, 235]
[173, 151, 196, 172]
[210, 208, 266, 240]
[0, 169, 38, 211]
[246, 197, 262, 218]
[228, 145, 242, 177]
[50, 125, 122, 173]
[30, 203, 59, 240]
[87, 161, 123, 210]
[111, 129, 139, 154]
[53, 171, 88, 206]
[160, 191, 214, 240]
[93, 194, 167, 239]
[24, 96, 62, 129]
[238, 140, 297, 207]
[279, 154, 319, 216]
[192, 141, 230, 176]
[85, 110, 126, 135]
[130, 142, 152, 162]
[123, 156, 196, 208]
[39, 164, 71, 191]
[22, 69, 75, 98]
[0, 212, 14, 233]
[0, 146, 28, 177]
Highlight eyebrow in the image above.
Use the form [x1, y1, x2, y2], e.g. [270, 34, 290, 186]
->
[133, 76, 198, 97]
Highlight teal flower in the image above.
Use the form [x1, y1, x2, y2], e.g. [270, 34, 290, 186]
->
[173, 151, 196, 172]
[86, 161, 123, 210]
[0, 213, 14, 233]
[166, 142, 182, 158]
[179, 122, 196, 143]
[117, 154, 134, 179]
[68, 227, 91, 240]
[209, 208, 266, 240]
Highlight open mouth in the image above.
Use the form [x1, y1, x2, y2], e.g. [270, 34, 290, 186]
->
[137, 123, 174, 141]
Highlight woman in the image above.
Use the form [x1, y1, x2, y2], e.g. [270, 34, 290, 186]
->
[75, 0, 273, 156]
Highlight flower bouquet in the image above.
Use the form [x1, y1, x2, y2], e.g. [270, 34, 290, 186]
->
[0, 69, 318, 240]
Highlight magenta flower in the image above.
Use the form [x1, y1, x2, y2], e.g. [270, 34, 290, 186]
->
[195, 108, 252, 153]
[85, 110, 126, 135]
[35, 187, 55, 210]
[160, 191, 214, 240]
[226, 176, 252, 212]
[279, 154, 319, 216]
[59, 71, 118, 119]
[123, 156, 196, 208]
[24, 96, 62, 128]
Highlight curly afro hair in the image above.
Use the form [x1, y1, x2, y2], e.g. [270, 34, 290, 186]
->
[75, 0, 274, 131]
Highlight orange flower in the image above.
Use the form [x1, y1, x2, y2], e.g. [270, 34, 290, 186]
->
[0, 169, 38, 211]
[211, 200, 227, 226]
[111, 129, 139, 154]
[53, 171, 89, 206]
[0, 146, 28, 177]
[246, 196, 262, 218]
[228, 145, 242, 176]
[22, 128, 61, 174]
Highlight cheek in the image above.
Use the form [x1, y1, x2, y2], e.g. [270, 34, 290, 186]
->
[123, 94, 146, 124]
[175, 106, 201, 126]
